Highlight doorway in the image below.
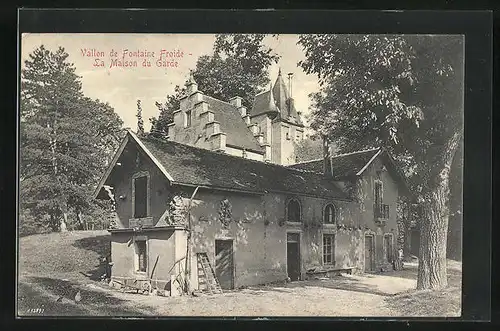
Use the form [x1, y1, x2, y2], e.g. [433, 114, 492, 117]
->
[286, 232, 301, 281]
[215, 239, 234, 290]
[364, 234, 374, 272]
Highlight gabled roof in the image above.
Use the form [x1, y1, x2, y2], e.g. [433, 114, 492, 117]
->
[203, 95, 264, 153]
[95, 130, 350, 200]
[289, 148, 381, 179]
[289, 148, 412, 197]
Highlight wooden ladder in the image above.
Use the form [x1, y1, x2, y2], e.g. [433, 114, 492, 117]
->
[197, 253, 223, 295]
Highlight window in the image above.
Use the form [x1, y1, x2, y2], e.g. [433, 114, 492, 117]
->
[374, 180, 383, 206]
[323, 204, 336, 224]
[287, 198, 301, 222]
[323, 234, 335, 265]
[384, 234, 393, 262]
[133, 175, 148, 218]
[184, 110, 192, 127]
[135, 240, 147, 272]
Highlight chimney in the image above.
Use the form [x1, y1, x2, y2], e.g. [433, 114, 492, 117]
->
[185, 70, 198, 95]
[323, 136, 333, 177]
[229, 96, 243, 108]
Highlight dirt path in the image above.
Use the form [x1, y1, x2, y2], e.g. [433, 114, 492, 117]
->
[18, 263, 460, 317]
[83, 278, 406, 317]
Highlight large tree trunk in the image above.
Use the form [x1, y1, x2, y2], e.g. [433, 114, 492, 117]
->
[417, 132, 461, 290]
[417, 186, 450, 289]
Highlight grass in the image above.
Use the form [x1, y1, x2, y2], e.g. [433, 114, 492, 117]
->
[17, 230, 155, 316]
[385, 260, 462, 317]
[18, 230, 111, 281]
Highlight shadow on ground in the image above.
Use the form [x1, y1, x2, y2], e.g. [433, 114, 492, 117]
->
[241, 275, 396, 297]
[72, 235, 111, 281]
[18, 276, 149, 316]
[381, 263, 462, 288]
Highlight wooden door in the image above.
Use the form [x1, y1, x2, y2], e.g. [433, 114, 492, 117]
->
[287, 233, 301, 281]
[215, 240, 234, 290]
[364, 235, 374, 272]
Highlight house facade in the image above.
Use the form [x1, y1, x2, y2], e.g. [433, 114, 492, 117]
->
[93, 74, 410, 294]
[94, 133, 408, 294]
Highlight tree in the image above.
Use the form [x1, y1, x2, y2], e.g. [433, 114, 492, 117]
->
[136, 99, 145, 135]
[298, 35, 464, 290]
[149, 85, 185, 135]
[20, 45, 123, 233]
[151, 34, 280, 133]
[294, 135, 338, 163]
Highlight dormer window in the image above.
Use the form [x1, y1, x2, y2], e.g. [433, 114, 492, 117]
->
[184, 109, 192, 127]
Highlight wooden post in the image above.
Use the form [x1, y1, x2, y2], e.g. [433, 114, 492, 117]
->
[184, 186, 200, 295]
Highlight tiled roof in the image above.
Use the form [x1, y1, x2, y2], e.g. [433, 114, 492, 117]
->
[288, 148, 381, 179]
[203, 95, 264, 153]
[250, 90, 279, 118]
[137, 134, 349, 200]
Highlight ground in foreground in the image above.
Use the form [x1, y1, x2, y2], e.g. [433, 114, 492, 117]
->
[18, 231, 462, 317]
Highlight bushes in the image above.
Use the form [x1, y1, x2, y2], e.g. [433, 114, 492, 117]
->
[19, 208, 51, 237]
[19, 199, 115, 235]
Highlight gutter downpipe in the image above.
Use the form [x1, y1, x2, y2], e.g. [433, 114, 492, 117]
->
[184, 186, 200, 295]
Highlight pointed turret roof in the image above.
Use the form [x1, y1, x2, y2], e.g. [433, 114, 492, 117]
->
[272, 69, 289, 113]
[249, 70, 304, 126]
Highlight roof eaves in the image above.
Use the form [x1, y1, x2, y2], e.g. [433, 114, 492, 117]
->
[92, 133, 129, 199]
[128, 130, 175, 182]
[355, 148, 383, 176]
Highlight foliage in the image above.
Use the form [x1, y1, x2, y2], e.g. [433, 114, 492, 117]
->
[20, 45, 123, 232]
[150, 34, 280, 133]
[136, 99, 145, 135]
[294, 136, 323, 162]
[298, 35, 463, 194]
[149, 85, 185, 135]
[19, 208, 51, 237]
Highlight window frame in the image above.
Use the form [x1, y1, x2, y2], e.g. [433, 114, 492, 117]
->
[134, 237, 148, 274]
[323, 234, 336, 265]
[184, 109, 192, 127]
[132, 171, 151, 220]
[323, 203, 337, 225]
[286, 197, 302, 223]
[374, 179, 384, 206]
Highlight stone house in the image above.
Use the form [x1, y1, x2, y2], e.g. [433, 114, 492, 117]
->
[93, 73, 411, 294]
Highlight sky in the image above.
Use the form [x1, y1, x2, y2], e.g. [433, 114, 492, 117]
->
[21, 33, 320, 131]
